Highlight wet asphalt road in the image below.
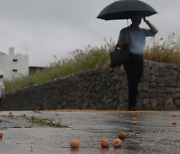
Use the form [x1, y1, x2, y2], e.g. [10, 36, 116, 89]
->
[0, 110, 179, 154]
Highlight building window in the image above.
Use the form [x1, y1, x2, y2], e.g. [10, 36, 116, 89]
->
[12, 69, 18, 72]
[13, 59, 18, 62]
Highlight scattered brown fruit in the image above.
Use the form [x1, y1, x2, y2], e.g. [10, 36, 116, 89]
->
[69, 139, 80, 149]
[100, 138, 110, 149]
[132, 120, 137, 125]
[0, 132, 3, 139]
[112, 138, 122, 148]
[172, 122, 176, 126]
[8, 112, 14, 118]
[118, 132, 127, 140]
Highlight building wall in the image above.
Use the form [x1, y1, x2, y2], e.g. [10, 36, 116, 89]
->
[0, 48, 29, 80]
[2, 60, 180, 111]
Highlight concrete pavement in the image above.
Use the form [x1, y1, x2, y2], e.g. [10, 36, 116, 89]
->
[0, 110, 179, 154]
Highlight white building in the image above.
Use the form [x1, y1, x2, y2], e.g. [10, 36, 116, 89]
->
[0, 47, 29, 80]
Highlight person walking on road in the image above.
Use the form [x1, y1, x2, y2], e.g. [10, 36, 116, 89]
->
[0, 75, 5, 109]
[116, 16, 158, 110]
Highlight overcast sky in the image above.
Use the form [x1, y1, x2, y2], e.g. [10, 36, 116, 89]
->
[0, 0, 179, 66]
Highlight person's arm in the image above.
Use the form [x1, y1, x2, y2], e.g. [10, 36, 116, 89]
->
[116, 29, 131, 49]
[143, 17, 158, 35]
[116, 38, 131, 50]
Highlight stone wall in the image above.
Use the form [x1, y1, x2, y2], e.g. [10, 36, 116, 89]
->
[2, 60, 180, 111]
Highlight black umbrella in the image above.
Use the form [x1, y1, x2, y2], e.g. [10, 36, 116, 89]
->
[97, 0, 157, 20]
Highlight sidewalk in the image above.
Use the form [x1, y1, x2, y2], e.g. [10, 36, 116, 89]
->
[0, 110, 179, 154]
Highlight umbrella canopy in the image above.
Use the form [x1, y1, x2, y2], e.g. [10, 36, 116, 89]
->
[97, 0, 157, 20]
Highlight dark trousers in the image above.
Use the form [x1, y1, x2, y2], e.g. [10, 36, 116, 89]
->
[123, 53, 144, 108]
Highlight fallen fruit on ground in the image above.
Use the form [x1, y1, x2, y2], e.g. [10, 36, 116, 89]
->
[100, 138, 110, 149]
[112, 138, 122, 148]
[0, 132, 3, 139]
[8, 112, 14, 118]
[172, 122, 176, 126]
[132, 120, 137, 125]
[118, 132, 127, 140]
[69, 139, 80, 149]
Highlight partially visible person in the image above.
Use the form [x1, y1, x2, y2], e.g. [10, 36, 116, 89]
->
[0, 75, 5, 109]
[116, 15, 158, 110]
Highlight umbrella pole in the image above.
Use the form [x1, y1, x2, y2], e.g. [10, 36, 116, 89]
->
[127, 19, 129, 26]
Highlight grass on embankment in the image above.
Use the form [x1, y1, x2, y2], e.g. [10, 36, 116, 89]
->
[144, 33, 180, 64]
[4, 34, 180, 93]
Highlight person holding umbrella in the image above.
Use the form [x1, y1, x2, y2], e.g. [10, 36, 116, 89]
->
[116, 16, 158, 110]
[97, 0, 158, 110]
